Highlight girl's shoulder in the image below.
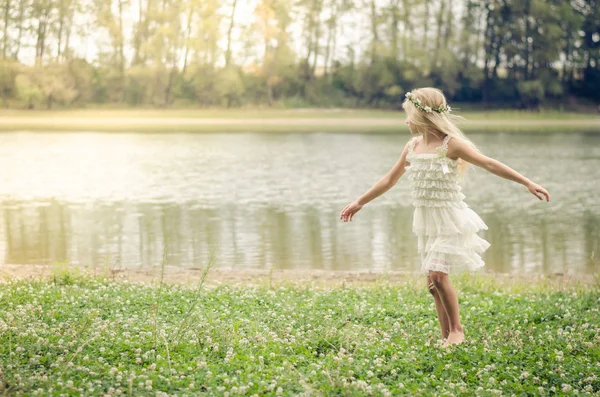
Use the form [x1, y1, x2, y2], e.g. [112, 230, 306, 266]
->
[407, 135, 421, 148]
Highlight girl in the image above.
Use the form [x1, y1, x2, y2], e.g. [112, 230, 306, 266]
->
[339, 87, 550, 347]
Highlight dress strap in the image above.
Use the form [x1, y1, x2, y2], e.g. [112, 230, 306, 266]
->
[441, 134, 452, 150]
[410, 135, 450, 154]
[408, 136, 419, 153]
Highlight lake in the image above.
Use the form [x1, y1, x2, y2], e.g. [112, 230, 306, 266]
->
[0, 131, 599, 275]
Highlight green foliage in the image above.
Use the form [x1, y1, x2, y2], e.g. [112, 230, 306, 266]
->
[215, 67, 245, 107]
[125, 66, 154, 105]
[517, 80, 545, 110]
[0, 60, 19, 104]
[15, 73, 43, 109]
[0, 0, 598, 110]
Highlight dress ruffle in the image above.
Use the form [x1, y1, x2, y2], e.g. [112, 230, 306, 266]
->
[405, 135, 491, 275]
[413, 206, 488, 236]
[414, 207, 490, 274]
[416, 235, 490, 274]
[410, 189, 466, 201]
[411, 179, 462, 191]
[405, 160, 458, 172]
[407, 169, 457, 181]
[412, 200, 468, 209]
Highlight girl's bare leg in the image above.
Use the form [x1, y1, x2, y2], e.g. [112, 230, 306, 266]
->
[428, 270, 464, 346]
[427, 276, 450, 340]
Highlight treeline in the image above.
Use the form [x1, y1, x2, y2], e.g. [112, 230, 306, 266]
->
[0, 0, 598, 110]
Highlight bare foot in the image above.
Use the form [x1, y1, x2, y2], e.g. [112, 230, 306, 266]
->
[442, 331, 464, 348]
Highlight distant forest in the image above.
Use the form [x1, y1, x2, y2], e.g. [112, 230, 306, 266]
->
[0, 0, 599, 110]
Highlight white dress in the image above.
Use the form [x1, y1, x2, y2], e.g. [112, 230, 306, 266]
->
[404, 134, 491, 274]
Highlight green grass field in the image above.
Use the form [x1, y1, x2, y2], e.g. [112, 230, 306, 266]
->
[0, 108, 598, 133]
[1, 267, 599, 396]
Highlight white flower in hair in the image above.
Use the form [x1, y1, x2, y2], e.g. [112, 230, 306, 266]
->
[423, 106, 432, 113]
[415, 98, 421, 105]
[447, 106, 452, 113]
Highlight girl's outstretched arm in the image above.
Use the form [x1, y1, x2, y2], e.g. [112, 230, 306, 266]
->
[340, 141, 411, 222]
[449, 138, 550, 202]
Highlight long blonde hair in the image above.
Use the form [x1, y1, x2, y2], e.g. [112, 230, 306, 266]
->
[402, 87, 480, 182]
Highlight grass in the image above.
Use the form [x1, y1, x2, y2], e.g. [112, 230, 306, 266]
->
[1, 258, 599, 396]
[0, 108, 598, 133]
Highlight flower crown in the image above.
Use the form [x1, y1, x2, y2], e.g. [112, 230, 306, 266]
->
[405, 91, 451, 114]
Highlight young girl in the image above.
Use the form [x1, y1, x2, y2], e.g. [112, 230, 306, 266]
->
[339, 87, 550, 347]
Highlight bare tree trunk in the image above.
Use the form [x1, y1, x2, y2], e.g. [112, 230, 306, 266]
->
[118, 0, 125, 101]
[133, 0, 152, 66]
[401, 0, 411, 60]
[13, 0, 26, 59]
[36, 9, 49, 64]
[432, 0, 446, 69]
[562, 30, 572, 84]
[2, 0, 10, 58]
[482, 3, 494, 105]
[470, 3, 485, 68]
[524, 0, 531, 80]
[443, 0, 453, 48]
[323, 22, 332, 76]
[330, 12, 337, 81]
[323, 0, 337, 76]
[265, 36, 273, 106]
[303, 0, 321, 83]
[225, 0, 237, 67]
[310, 0, 322, 75]
[390, 0, 400, 60]
[57, 1, 64, 60]
[165, 0, 182, 107]
[370, 0, 378, 64]
[422, 0, 429, 53]
[164, 68, 176, 106]
[64, 15, 72, 60]
[182, 6, 193, 75]
[492, 36, 503, 79]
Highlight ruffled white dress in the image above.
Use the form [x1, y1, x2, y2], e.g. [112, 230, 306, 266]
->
[405, 134, 490, 274]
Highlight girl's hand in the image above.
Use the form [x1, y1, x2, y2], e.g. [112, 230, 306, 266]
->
[527, 181, 550, 202]
[340, 201, 363, 222]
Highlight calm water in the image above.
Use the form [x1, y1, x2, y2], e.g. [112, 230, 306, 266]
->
[0, 131, 599, 275]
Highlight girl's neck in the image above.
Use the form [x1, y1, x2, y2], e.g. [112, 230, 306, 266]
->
[420, 130, 444, 145]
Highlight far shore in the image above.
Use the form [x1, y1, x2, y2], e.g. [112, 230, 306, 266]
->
[1, 263, 596, 290]
[0, 108, 598, 133]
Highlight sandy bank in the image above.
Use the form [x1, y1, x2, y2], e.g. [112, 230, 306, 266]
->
[1, 263, 595, 290]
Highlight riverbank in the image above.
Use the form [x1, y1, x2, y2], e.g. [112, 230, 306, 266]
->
[1, 263, 597, 290]
[0, 264, 598, 396]
[1, 109, 598, 133]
